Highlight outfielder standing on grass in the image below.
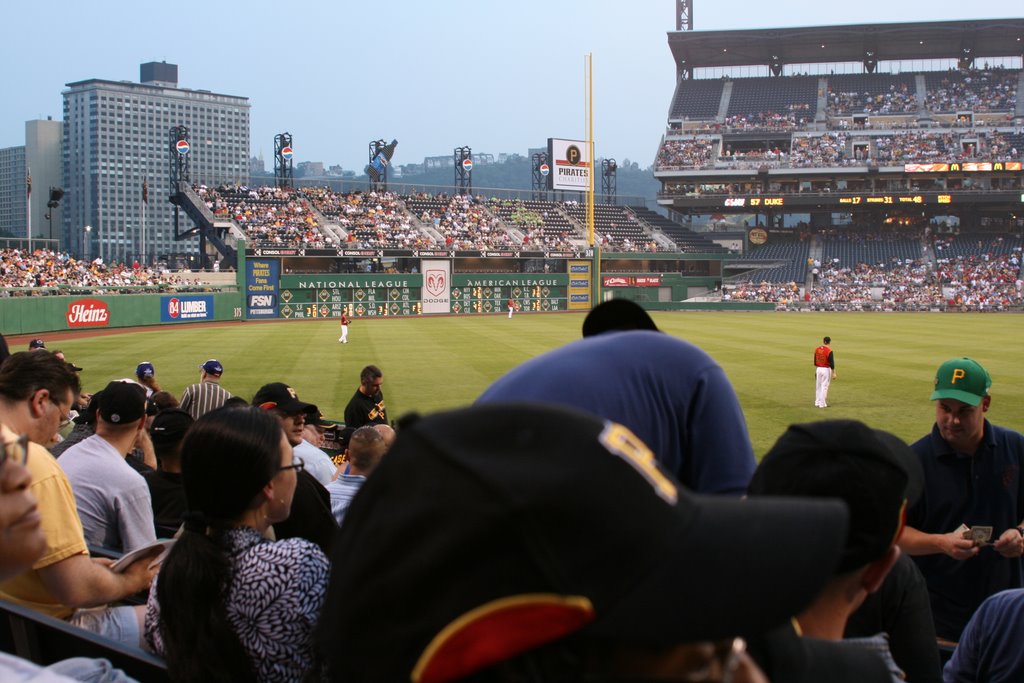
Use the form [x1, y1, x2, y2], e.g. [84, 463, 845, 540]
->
[338, 312, 350, 344]
[814, 336, 837, 408]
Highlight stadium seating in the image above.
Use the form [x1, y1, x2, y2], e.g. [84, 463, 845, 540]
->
[725, 76, 818, 126]
[924, 69, 1019, 113]
[668, 79, 726, 120]
[827, 73, 919, 115]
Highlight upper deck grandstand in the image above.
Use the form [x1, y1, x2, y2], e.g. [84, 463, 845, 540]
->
[654, 17, 1022, 306]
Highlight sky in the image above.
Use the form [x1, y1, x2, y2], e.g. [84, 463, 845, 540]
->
[1, 0, 1018, 173]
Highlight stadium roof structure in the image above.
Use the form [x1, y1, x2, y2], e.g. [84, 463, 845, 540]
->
[669, 18, 1024, 73]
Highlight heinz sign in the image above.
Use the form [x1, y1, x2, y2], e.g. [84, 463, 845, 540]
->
[66, 299, 110, 328]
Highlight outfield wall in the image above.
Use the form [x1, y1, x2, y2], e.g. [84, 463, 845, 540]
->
[0, 292, 245, 335]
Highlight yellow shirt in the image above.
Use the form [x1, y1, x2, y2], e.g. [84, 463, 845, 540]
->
[0, 423, 88, 619]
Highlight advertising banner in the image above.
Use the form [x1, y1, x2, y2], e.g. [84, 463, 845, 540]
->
[421, 260, 451, 314]
[548, 138, 591, 192]
[161, 295, 215, 323]
[246, 259, 280, 319]
[567, 260, 592, 310]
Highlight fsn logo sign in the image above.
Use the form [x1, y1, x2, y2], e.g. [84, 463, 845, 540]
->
[66, 299, 110, 327]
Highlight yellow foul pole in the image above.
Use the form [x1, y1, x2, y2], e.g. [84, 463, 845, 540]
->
[586, 53, 595, 248]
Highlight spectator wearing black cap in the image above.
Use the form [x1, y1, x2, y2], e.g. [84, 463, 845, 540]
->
[27, 338, 45, 351]
[254, 382, 337, 553]
[179, 359, 232, 420]
[142, 409, 194, 538]
[478, 329, 755, 495]
[316, 403, 851, 682]
[747, 420, 940, 683]
[59, 381, 158, 553]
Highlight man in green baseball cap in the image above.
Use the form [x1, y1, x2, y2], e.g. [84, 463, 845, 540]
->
[898, 357, 1024, 642]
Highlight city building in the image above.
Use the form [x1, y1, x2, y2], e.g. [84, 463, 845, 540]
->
[0, 119, 62, 244]
[62, 62, 250, 263]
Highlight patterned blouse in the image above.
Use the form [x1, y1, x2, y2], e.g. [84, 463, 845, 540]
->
[145, 526, 330, 682]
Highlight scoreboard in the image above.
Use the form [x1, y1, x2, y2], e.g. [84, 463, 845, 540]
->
[279, 285, 418, 319]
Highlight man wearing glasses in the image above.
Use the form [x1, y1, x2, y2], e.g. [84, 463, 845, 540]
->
[0, 352, 158, 648]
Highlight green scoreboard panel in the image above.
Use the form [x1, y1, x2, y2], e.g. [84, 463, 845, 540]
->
[279, 286, 418, 318]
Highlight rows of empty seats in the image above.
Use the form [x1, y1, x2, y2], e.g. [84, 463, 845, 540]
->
[669, 79, 725, 120]
[819, 235, 922, 268]
[933, 235, 1024, 258]
[726, 76, 818, 124]
[561, 204, 659, 252]
[737, 239, 811, 283]
[628, 207, 731, 254]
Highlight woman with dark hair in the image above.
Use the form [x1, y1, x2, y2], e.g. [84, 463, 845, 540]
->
[144, 406, 329, 682]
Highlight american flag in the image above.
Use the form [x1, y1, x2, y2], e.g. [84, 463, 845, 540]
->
[26, 168, 31, 199]
[142, 176, 148, 204]
[366, 139, 398, 182]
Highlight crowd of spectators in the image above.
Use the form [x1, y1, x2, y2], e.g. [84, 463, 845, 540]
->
[197, 185, 329, 248]
[306, 189, 431, 249]
[789, 133, 852, 167]
[655, 137, 717, 170]
[729, 238, 1022, 311]
[659, 128, 1023, 171]
[0, 248, 190, 295]
[406, 193, 516, 251]
[926, 68, 1019, 113]
[721, 107, 812, 131]
[828, 82, 918, 115]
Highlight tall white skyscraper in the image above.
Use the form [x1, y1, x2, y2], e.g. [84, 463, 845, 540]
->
[62, 62, 250, 262]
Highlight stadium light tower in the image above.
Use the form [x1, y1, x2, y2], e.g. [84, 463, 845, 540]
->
[601, 159, 617, 204]
[675, 0, 692, 31]
[454, 146, 472, 196]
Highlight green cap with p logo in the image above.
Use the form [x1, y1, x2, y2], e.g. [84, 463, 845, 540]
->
[930, 357, 991, 406]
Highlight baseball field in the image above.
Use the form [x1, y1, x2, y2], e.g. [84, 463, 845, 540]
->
[40, 311, 1023, 457]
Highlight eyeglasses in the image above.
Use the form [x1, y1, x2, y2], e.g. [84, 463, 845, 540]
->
[1, 434, 30, 470]
[278, 458, 305, 474]
[50, 398, 72, 429]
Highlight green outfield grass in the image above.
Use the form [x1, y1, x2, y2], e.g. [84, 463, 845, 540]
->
[54, 312, 1023, 457]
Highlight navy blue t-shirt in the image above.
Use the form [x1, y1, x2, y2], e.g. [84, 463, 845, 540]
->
[908, 420, 1024, 640]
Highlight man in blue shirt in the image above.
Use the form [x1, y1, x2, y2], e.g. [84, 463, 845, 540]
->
[899, 357, 1024, 641]
[477, 327, 755, 495]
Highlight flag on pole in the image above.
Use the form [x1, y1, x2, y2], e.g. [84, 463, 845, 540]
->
[26, 168, 32, 199]
[142, 176, 148, 204]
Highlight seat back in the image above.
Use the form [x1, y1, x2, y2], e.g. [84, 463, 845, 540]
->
[0, 599, 168, 682]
